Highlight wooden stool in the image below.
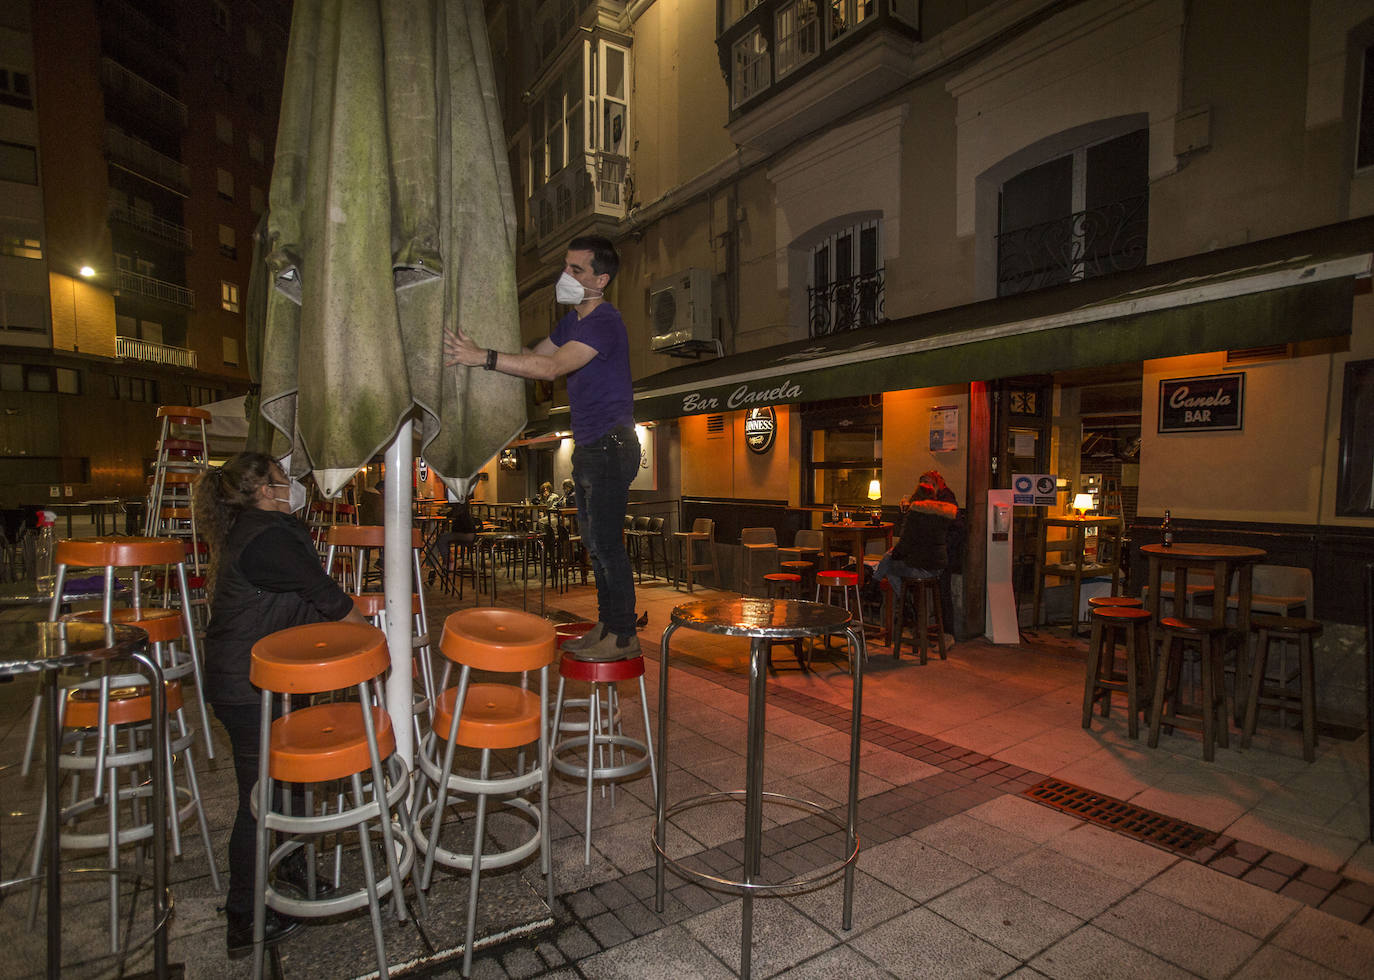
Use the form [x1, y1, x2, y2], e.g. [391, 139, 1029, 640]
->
[1148, 617, 1231, 761]
[1087, 595, 1143, 610]
[1083, 606, 1153, 739]
[250, 622, 418, 980]
[551, 652, 656, 864]
[673, 518, 719, 592]
[764, 572, 808, 670]
[413, 608, 555, 977]
[1242, 615, 1321, 762]
[780, 559, 814, 595]
[893, 574, 945, 664]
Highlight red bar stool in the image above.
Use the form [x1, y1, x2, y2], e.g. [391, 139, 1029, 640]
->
[815, 569, 864, 665]
[25, 672, 219, 952]
[1088, 595, 1144, 610]
[249, 622, 417, 980]
[412, 608, 556, 977]
[1148, 617, 1231, 761]
[1242, 615, 1321, 761]
[551, 648, 657, 864]
[1082, 605, 1153, 739]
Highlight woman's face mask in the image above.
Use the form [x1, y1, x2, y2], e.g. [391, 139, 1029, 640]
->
[267, 478, 307, 513]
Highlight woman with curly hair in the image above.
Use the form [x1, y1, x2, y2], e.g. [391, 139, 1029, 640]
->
[194, 452, 365, 958]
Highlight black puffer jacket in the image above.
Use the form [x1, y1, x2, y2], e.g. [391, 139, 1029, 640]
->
[204, 508, 354, 705]
[890, 498, 958, 571]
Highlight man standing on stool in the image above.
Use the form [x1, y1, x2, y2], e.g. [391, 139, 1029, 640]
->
[445, 235, 640, 661]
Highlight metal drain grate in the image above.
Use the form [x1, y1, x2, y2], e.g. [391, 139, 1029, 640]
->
[1023, 777, 1219, 856]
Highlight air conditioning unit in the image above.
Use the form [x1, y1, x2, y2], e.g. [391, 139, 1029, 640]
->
[649, 268, 714, 353]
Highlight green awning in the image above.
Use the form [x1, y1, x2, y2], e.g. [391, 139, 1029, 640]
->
[618, 217, 1372, 421]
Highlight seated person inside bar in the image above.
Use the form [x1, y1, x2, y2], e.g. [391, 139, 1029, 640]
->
[875, 470, 957, 599]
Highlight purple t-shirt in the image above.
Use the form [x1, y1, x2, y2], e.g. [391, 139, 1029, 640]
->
[551, 302, 634, 444]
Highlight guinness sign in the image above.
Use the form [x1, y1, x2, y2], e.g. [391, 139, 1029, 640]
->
[744, 407, 776, 455]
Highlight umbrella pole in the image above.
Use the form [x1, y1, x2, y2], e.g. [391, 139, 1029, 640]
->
[384, 419, 415, 767]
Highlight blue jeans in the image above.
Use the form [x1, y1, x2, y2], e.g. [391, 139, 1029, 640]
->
[573, 425, 640, 637]
[874, 552, 938, 597]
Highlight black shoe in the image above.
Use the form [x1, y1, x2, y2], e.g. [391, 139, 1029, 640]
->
[226, 910, 302, 960]
[276, 851, 336, 900]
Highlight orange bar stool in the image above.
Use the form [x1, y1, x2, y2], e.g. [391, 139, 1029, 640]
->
[22, 538, 214, 770]
[779, 559, 815, 595]
[25, 672, 219, 952]
[1082, 605, 1153, 739]
[892, 574, 946, 664]
[144, 405, 212, 535]
[249, 622, 417, 980]
[326, 524, 435, 726]
[1242, 614, 1321, 761]
[412, 608, 555, 978]
[815, 569, 865, 664]
[1088, 595, 1144, 610]
[1148, 617, 1232, 761]
[550, 637, 657, 865]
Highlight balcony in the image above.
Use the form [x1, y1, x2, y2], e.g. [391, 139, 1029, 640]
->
[104, 126, 190, 196]
[100, 58, 187, 131]
[996, 195, 1149, 297]
[528, 151, 628, 249]
[717, 0, 920, 154]
[808, 268, 885, 337]
[116, 336, 197, 369]
[107, 197, 192, 251]
[115, 269, 194, 309]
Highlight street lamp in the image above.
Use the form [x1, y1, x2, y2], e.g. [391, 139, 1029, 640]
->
[78, 265, 95, 278]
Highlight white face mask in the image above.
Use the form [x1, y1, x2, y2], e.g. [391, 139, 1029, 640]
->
[269, 479, 307, 513]
[555, 271, 601, 305]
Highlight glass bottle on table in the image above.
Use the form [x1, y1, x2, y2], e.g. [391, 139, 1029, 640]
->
[1161, 509, 1172, 548]
[34, 509, 56, 593]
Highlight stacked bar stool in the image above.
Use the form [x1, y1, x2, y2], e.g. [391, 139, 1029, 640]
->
[22, 538, 215, 770]
[412, 608, 555, 978]
[325, 524, 435, 728]
[1242, 614, 1321, 761]
[25, 662, 220, 953]
[1082, 604, 1153, 739]
[249, 621, 418, 980]
[550, 624, 657, 864]
[1148, 617, 1232, 761]
[148, 472, 209, 630]
[891, 574, 946, 664]
[144, 406, 212, 536]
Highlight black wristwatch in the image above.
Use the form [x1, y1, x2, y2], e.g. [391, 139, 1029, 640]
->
[484, 348, 498, 371]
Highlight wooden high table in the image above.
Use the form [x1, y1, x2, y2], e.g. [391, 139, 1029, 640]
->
[1141, 542, 1267, 634]
[820, 521, 894, 571]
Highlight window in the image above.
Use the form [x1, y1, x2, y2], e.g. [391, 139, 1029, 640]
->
[828, 0, 876, 43]
[248, 134, 264, 163]
[776, 1, 820, 79]
[529, 59, 583, 184]
[223, 335, 239, 366]
[596, 45, 628, 156]
[250, 185, 265, 213]
[56, 367, 81, 395]
[808, 218, 883, 336]
[1337, 358, 1374, 516]
[996, 128, 1149, 296]
[215, 112, 233, 144]
[0, 141, 38, 184]
[801, 400, 882, 508]
[0, 67, 34, 109]
[1, 290, 46, 333]
[221, 280, 240, 313]
[0, 233, 41, 259]
[187, 384, 221, 406]
[108, 375, 159, 402]
[731, 28, 770, 108]
[218, 223, 237, 258]
[216, 167, 234, 200]
[0, 364, 61, 393]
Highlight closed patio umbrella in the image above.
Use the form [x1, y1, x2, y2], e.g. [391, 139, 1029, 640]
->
[255, 0, 526, 761]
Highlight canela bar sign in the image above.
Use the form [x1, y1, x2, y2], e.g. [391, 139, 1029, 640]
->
[681, 378, 802, 415]
[1158, 373, 1244, 433]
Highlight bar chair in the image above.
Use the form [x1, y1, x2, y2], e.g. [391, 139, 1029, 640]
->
[249, 621, 418, 980]
[673, 518, 719, 592]
[1082, 605, 1153, 739]
[144, 406, 211, 536]
[1242, 614, 1321, 761]
[738, 527, 779, 596]
[412, 608, 555, 977]
[890, 574, 946, 664]
[1148, 617, 1231, 761]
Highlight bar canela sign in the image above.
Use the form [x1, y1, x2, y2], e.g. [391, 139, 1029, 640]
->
[1158, 373, 1245, 433]
[681, 378, 803, 415]
[744, 407, 776, 454]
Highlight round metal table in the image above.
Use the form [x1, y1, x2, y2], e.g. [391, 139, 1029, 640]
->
[652, 598, 865, 979]
[0, 621, 167, 979]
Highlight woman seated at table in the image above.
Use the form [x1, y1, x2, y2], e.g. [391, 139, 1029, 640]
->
[195, 452, 367, 958]
[875, 470, 957, 599]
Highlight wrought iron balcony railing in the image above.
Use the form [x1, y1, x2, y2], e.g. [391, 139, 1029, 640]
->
[808, 268, 885, 337]
[116, 336, 197, 369]
[996, 194, 1148, 297]
[528, 151, 629, 245]
[107, 197, 192, 251]
[99, 58, 187, 130]
[104, 127, 190, 195]
[115, 269, 195, 309]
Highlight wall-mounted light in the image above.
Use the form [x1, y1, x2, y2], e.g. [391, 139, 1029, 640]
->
[78, 265, 95, 278]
